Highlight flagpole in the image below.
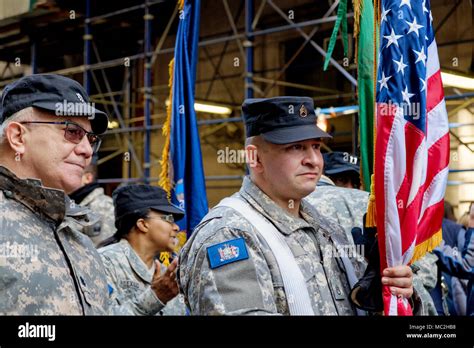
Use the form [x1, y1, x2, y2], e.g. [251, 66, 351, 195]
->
[143, 0, 153, 183]
[245, 0, 254, 99]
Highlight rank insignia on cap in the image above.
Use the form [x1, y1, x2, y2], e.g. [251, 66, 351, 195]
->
[207, 237, 249, 269]
[299, 104, 308, 117]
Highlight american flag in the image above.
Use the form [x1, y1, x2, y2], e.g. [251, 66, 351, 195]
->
[374, 0, 449, 315]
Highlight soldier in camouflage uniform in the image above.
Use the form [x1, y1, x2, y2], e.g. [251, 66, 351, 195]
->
[305, 152, 369, 243]
[0, 74, 174, 315]
[70, 164, 116, 247]
[179, 96, 415, 315]
[0, 74, 111, 314]
[99, 184, 186, 315]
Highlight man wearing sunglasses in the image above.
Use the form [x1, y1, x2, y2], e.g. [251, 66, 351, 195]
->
[0, 74, 152, 315]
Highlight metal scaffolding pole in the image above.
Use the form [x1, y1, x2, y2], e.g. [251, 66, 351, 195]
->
[83, 0, 91, 93]
[30, 39, 37, 74]
[266, 0, 357, 87]
[144, 0, 153, 182]
[245, 0, 254, 99]
[88, 0, 166, 23]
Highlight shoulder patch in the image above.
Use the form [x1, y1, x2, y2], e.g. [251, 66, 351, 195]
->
[207, 237, 249, 269]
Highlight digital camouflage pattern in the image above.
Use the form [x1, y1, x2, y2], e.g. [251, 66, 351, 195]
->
[305, 175, 369, 243]
[78, 187, 116, 247]
[178, 176, 367, 315]
[411, 252, 438, 315]
[99, 238, 186, 316]
[0, 165, 109, 315]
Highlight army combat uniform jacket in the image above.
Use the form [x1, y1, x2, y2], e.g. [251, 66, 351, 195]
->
[179, 176, 367, 315]
[77, 186, 116, 247]
[305, 175, 369, 243]
[0, 165, 109, 314]
[0, 165, 162, 315]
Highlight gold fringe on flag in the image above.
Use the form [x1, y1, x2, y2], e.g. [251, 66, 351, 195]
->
[159, 58, 175, 198]
[365, 0, 380, 229]
[158, 0, 186, 268]
[352, 0, 362, 63]
[158, 59, 175, 268]
[410, 229, 442, 264]
[365, 174, 377, 227]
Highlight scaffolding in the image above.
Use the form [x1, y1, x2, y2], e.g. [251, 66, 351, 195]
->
[0, 0, 472, 189]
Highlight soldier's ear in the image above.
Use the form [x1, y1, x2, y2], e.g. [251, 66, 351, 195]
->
[5, 122, 27, 155]
[135, 218, 149, 233]
[245, 144, 264, 173]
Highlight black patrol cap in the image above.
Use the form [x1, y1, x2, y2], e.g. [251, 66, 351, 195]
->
[113, 184, 185, 222]
[0, 74, 109, 134]
[242, 96, 331, 144]
[323, 152, 360, 175]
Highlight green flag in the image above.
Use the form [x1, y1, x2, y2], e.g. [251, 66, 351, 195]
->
[357, 0, 375, 191]
[323, 0, 349, 71]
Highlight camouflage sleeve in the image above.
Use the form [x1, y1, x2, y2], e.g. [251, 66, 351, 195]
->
[411, 254, 439, 315]
[101, 254, 165, 316]
[179, 226, 280, 315]
[413, 253, 438, 290]
[88, 196, 116, 246]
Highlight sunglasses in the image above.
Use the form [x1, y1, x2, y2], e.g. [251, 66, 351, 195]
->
[147, 214, 175, 224]
[20, 121, 102, 153]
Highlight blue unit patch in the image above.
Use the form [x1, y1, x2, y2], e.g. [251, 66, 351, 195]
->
[207, 237, 249, 269]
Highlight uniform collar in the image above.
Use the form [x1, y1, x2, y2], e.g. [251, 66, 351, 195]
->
[317, 175, 335, 187]
[0, 165, 67, 226]
[239, 176, 313, 235]
[69, 182, 101, 205]
[78, 186, 104, 206]
[119, 239, 155, 284]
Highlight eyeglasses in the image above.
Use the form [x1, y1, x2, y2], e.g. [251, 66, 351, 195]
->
[147, 214, 175, 224]
[20, 121, 102, 153]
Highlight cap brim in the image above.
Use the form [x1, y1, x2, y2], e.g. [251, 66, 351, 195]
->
[261, 124, 331, 144]
[150, 204, 185, 221]
[32, 102, 109, 134]
[325, 167, 360, 175]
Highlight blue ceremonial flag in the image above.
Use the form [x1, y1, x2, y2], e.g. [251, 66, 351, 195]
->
[160, 0, 208, 238]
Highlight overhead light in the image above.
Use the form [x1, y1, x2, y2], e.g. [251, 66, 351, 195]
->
[165, 99, 232, 115]
[441, 72, 474, 90]
[194, 102, 232, 115]
[108, 120, 120, 129]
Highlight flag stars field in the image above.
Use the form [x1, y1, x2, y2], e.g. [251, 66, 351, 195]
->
[379, 71, 392, 91]
[393, 55, 408, 75]
[406, 17, 424, 37]
[402, 86, 415, 104]
[384, 28, 403, 48]
[413, 46, 427, 66]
